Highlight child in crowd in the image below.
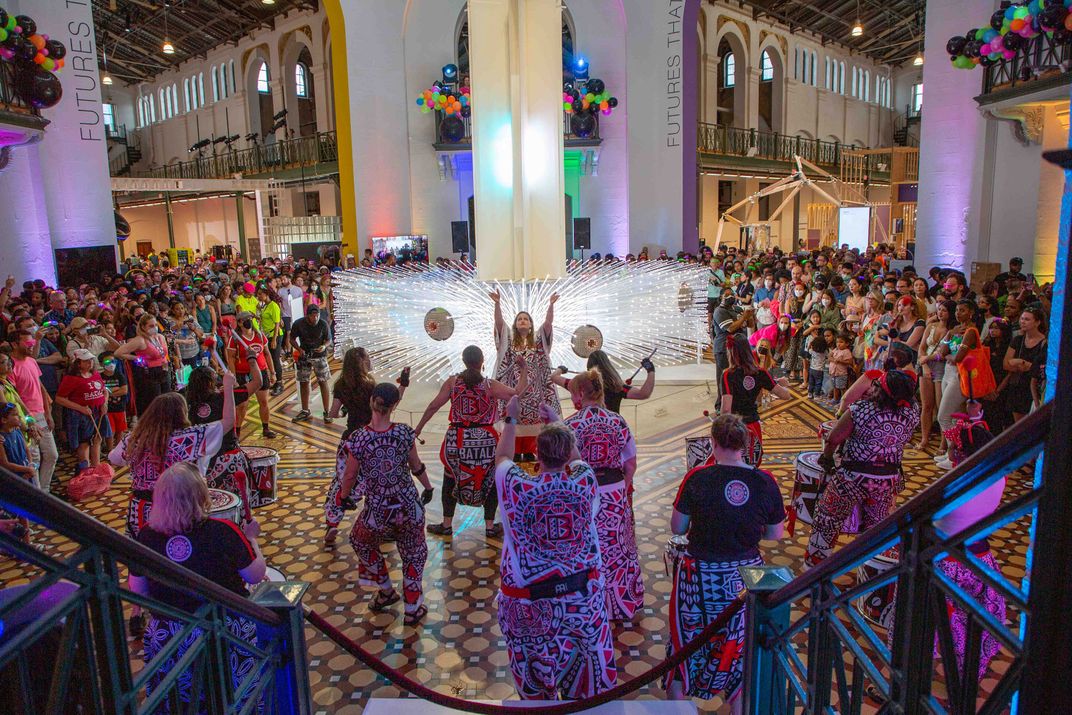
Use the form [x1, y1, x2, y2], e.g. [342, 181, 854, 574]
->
[55, 349, 111, 475]
[806, 334, 829, 399]
[827, 333, 855, 403]
[100, 352, 128, 451]
[0, 402, 34, 543]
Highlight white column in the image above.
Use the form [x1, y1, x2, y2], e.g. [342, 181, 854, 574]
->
[0, 143, 54, 284]
[469, 0, 565, 281]
[915, 0, 995, 271]
[32, 0, 117, 271]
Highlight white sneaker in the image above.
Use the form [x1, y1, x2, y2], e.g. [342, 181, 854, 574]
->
[936, 458, 953, 470]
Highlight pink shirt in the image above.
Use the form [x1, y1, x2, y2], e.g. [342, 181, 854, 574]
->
[827, 348, 853, 377]
[9, 355, 46, 414]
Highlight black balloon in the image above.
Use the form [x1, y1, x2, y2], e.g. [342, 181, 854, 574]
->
[587, 78, 605, 95]
[607, 96, 618, 108]
[1041, 6, 1067, 29]
[571, 97, 584, 113]
[1003, 33, 1022, 51]
[439, 115, 465, 143]
[11, 35, 35, 62]
[563, 81, 574, 93]
[1055, 28, 1072, 44]
[946, 35, 967, 55]
[0, 10, 7, 30]
[990, 10, 1006, 31]
[45, 39, 66, 61]
[15, 15, 35, 36]
[460, 104, 471, 118]
[15, 66, 62, 109]
[570, 112, 596, 138]
[980, 56, 995, 67]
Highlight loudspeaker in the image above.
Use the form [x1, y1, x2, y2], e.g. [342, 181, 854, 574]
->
[573, 218, 591, 250]
[451, 221, 469, 253]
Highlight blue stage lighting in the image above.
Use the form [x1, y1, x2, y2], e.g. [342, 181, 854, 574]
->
[574, 55, 589, 80]
[442, 63, 459, 82]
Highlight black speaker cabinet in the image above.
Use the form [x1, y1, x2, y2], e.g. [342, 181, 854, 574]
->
[451, 221, 470, 253]
[573, 217, 591, 250]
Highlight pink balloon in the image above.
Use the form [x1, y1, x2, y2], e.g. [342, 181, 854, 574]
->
[1004, 49, 1016, 59]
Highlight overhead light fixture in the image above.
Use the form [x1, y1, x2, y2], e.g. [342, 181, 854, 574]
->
[913, 52, 924, 66]
[852, 1, 863, 37]
[103, 73, 114, 85]
[262, 0, 276, 5]
[162, 39, 175, 54]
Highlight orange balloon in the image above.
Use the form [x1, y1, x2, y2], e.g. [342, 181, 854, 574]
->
[33, 53, 44, 64]
[30, 34, 45, 50]
[600, 100, 609, 110]
[447, 95, 455, 104]
[453, 101, 461, 110]
[1065, 14, 1072, 31]
[1010, 19, 1025, 32]
[582, 100, 590, 110]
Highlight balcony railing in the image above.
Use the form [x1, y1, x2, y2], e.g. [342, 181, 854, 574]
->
[697, 123, 853, 167]
[982, 29, 1072, 98]
[129, 130, 339, 180]
[743, 402, 1054, 714]
[0, 467, 313, 713]
[0, 61, 43, 121]
[431, 109, 603, 149]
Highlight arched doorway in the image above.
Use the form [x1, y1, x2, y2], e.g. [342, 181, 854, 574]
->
[294, 46, 317, 137]
[758, 46, 784, 134]
[246, 55, 275, 144]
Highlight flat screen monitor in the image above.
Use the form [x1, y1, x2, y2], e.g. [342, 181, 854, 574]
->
[838, 207, 871, 253]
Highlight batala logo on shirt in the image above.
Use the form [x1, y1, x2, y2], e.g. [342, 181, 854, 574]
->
[165, 535, 194, 562]
[742, 375, 756, 391]
[725, 480, 750, 506]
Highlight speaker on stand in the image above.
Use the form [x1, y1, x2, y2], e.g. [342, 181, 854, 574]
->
[573, 217, 591, 261]
[450, 221, 470, 255]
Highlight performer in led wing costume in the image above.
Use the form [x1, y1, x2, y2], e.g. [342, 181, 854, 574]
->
[494, 396, 617, 700]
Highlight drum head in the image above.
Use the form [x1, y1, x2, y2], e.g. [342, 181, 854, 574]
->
[208, 488, 239, 511]
[424, 308, 455, 341]
[570, 324, 604, 358]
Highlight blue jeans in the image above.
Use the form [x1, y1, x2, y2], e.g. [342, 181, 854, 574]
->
[808, 369, 825, 396]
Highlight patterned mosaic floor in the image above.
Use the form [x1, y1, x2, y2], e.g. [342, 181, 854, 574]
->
[1, 374, 1030, 713]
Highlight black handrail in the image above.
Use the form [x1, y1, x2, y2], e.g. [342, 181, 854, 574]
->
[0, 466, 282, 626]
[762, 401, 1052, 606]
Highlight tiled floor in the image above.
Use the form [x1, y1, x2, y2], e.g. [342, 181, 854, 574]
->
[1, 373, 1029, 713]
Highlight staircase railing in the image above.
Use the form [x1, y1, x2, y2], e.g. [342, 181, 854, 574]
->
[742, 402, 1053, 714]
[0, 468, 312, 714]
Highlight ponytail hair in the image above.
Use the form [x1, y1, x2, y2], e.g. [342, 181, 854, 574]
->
[460, 345, 484, 388]
[569, 368, 605, 404]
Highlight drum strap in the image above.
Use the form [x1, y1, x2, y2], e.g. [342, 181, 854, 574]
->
[594, 467, 625, 487]
[449, 422, 494, 429]
[840, 460, 901, 476]
[499, 568, 598, 601]
[133, 489, 153, 501]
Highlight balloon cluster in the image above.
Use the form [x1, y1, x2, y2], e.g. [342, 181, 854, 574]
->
[948, 0, 1072, 70]
[562, 78, 618, 117]
[415, 82, 471, 118]
[0, 9, 65, 109]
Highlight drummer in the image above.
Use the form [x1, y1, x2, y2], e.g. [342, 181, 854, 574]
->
[415, 346, 527, 539]
[666, 413, 785, 704]
[720, 334, 792, 466]
[804, 370, 919, 567]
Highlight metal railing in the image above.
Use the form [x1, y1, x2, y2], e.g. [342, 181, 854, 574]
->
[431, 109, 602, 147]
[0, 61, 42, 118]
[982, 29, 1072, 96]
[742, 403, 1053, 714]
[129, 131, 338, 180]
[697, 123, 852, 167]
[0, 468, 312, 714]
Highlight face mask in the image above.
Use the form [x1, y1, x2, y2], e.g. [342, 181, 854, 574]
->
[241, 319, 253, 330]
[723, 295, 737, 307]
[147, 327, 158, 336]
[765, 280, 774, 288]
[821, 299, 831, 307]
[22, 339, 36, 350]
[757, 346, 770, 356]
[779, 323, 790, 332]
[795, 290, 805, 298]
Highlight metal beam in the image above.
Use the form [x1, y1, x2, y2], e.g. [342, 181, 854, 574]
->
[112, 177, 276, 193]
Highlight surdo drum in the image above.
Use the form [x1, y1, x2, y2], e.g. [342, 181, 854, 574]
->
[855, 547, 899, 629]
[818, 419, 837, 442]
[684, 436, 713, 471]
[208, 489, 242, 525]
[243, 446, 279, 508]
[791, 451, 861, 534]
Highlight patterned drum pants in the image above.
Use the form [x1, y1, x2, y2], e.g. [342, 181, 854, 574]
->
[805, 469, 897, 566]
[349, 515, 428, 614]
[497, 582, 617, 700]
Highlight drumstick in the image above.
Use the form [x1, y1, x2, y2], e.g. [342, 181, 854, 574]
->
[624, 348, 658, 386]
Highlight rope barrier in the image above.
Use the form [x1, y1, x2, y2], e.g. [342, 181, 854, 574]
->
[305, 591, 746, 714]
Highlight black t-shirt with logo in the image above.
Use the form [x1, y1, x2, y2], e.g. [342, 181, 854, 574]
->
[103, 368, 128, 412]
[188, 393, 238, 453]
[674, 464, 785, 561]
[722, 367, 776, 424]
[135, 518, 255, 612]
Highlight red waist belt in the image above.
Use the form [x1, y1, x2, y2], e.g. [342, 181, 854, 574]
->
[500, 568, 598, 600]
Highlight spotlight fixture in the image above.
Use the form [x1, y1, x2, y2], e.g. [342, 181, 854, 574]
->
[851, 21, 863, 37]
[913, 53, 924, 66]
[442, 63, 458, 83]
[574, 55, 589, 80]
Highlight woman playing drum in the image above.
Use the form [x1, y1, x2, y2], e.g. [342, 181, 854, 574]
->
[720, 333, 792, 466]
[416, 345, 527, 539]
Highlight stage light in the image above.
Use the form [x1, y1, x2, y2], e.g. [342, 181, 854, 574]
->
[442, 63, 458, 82]
[574, 55, 589, 80]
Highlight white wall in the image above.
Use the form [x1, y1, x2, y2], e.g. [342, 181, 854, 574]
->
[121, 196, 259, 255]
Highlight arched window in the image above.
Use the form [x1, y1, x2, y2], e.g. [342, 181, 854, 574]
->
[230, 61, 236, 95]
[760, 50, 774, 82]
[839, 62, 845, 94]
[852, 67, 857, 97]
[220, 65, 228, 98]
[198, 73, 205, 105]
[212, 69, 219, 102]
[257, 62, 270, 94]
[148, 94, 156, 123]
[863, 71, 870, 101]
[295, 63, 308, 98]
[825, 57, 831, 89]
[811, 52, 818, 86]
[724, 52, 736, 88]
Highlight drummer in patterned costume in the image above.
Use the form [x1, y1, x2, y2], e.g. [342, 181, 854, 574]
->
[490, 290, 561, 461]
[666, 413, 785, 706]
[109, 375, 236, 636]
[494, 395, 617, 700]
[334, 383, 435, 625]
[562, 369, 644, 622]
[805, 369, 919, 566]
[415, 346, 528, 539]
